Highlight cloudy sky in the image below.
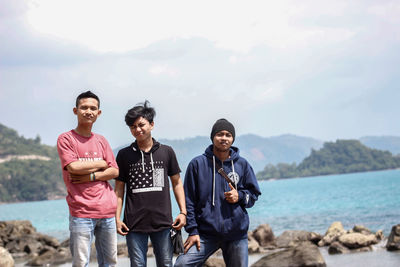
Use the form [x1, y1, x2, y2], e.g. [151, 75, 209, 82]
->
[1, 0, 399, 148]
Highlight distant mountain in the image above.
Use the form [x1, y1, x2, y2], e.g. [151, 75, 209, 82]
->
[0, 123, 65, 202]
[114, 134, 324, 173]
[257, 139, 400, 180]
[359, 136, 400, 155]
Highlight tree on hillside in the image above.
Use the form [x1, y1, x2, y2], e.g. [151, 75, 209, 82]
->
[257, 139, 400, 180]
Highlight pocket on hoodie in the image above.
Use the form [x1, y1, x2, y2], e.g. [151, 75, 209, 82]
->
[223, 204, 249, 235]
[197, 201, 214, 226]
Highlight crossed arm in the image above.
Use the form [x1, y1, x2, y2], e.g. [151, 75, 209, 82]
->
[66, 160, 119, 183]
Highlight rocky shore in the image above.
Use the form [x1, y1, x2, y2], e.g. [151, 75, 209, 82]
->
[1, 220, 400, 267]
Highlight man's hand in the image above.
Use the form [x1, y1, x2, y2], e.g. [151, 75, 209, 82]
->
[224, 183, 239, 203]
[116, 219, 129, 236]
[66, 160, 108, 175]
[172, 213, 186, 230]
[70, 173, 91, 184]
[184, 234, 201, 254]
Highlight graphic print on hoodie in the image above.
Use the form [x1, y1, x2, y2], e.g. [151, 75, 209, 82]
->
[129, 160, 165, 193]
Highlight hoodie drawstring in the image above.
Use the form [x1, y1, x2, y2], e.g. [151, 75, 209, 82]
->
[150, 152, 155, 172]
[231, 160, 237, 189]
[212, 156, 216, 206]
[139, 150, 155, 173]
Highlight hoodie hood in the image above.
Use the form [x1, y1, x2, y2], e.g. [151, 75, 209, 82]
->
[131, 138, 160, 153]
[130, 138, 160, 173]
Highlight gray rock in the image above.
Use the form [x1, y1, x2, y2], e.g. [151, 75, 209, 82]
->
[386, 224, 400, 251]
[203, 257, 225, 267]
[338, 233, 378, 249]
[375, 230, 384, 241]
[248, 233, 260, 253]
[36, 233, 60, 247]
[0, 220, 36, 241]
[117, 242, 129, 256]
[318, 221, 346, 247]
[252, 224, 275, 247]
[352, 225, 372, 235]
[0, 246, 14, 267]
[276, 230, 322, 248]
[27, 246, 72, 266]
[252, 241, 326, 267]
[328, 241, 350, 254]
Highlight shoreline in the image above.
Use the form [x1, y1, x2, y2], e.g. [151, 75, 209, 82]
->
[4, 220, 400, 267]
[260, 167, 400, 181]
[13, 242, 400, 267]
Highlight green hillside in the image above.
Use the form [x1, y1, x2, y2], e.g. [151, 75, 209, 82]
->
[0, 123, 65, 202]
[257, 139, 400, 180]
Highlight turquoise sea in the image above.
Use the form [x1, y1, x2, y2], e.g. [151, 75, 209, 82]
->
[1, 169, 399, 241]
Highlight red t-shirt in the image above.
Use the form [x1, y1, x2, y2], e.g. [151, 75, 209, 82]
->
[57, 130, 118, 218]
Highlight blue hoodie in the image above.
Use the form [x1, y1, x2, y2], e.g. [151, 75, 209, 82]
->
[184, 145, 261, 241]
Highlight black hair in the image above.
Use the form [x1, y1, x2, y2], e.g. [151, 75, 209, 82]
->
[76, 91, 100, 108]
[125, 100, 156, 126]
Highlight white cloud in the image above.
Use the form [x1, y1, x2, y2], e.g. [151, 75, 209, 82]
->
[368, 1, 400, 23]
[149, 64, 180, 77]
[2, 0, 400, 146]
[26, 0, 359, 53]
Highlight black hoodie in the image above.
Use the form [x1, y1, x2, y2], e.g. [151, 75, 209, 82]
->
[116, 139, 181, 232]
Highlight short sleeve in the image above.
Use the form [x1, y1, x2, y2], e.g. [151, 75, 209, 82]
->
[57, 133, 77, 170]
[98, 135, 118, 169]
[167, 146, 181, 176]
[116, 150, 127, 183]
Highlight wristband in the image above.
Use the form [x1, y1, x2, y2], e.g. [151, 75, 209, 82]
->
[90, 172, 96, 182]
[180, 212, 187, 217]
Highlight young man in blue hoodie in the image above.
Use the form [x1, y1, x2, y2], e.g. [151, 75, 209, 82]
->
[175, 119, 261, 267]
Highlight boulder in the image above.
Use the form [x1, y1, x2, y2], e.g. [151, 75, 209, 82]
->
[248, 233, 260, 253]
[0, 220, 36, 241]
[252, 224, 275, 247]
[338, 233, 378, 249]
[27, 246, 71, 266]
[328, 241, 350, 254]
[0, 246, 14, 267]
[117, 242, 129, 256]
[275, 230, 322, 248]
[375, 230, 384, 241]
[352, 225, 372, 235]
[36, 233, 60, 247]
[204, 257, 225, 267]
[27, 247, 57, 266]
[251, 241, 326, 267]
[386, 224, 400, 251]
[318, 221, 346, 247]
[60, 238, 70, 248]
[5, 234, 44, 255]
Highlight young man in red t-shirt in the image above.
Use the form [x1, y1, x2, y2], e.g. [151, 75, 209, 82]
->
[57, 91, 119, 267]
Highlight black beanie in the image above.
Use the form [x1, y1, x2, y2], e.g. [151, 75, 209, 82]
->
[210, 118, 235, 142]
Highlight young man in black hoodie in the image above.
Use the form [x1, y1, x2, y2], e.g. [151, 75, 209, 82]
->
[115, 101, 186, 267]
[174, 119, 261, 267]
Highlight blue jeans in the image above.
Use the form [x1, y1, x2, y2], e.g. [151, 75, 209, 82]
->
[126, 228, 173, 267]
[174, 236, 248, 267]
[69, 215, 117, 267]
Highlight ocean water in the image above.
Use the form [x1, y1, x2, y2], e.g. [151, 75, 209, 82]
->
[1, 169, 399, 241]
